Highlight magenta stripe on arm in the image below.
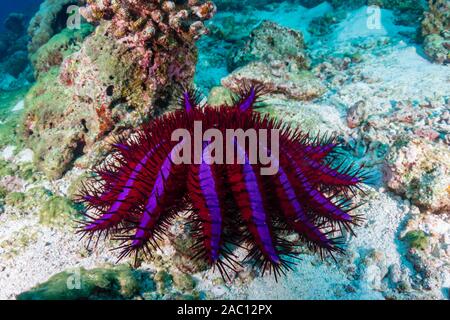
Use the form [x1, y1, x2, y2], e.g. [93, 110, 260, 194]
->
[277, 163, 331, 245]
[236, 142, 280, 264]
[284, 150, 352, 222]
[266, 146, 330, 245]
[304, 156, 360, 185]
[84, 144, 161, 231]
[132, 148, 173, 247]
[198, 148, 222, 261]
[238, 87, 256, 112]
[183, 91, 194, 113]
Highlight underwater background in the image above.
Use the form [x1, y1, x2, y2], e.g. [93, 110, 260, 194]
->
[0, 0, 449, 300]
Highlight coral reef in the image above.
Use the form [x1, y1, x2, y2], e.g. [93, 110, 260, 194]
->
[81, 0, 216, 87]
[421, 0, 450, 64]
[21, 0, 216, 179]
[1, 0, 449, 301]
[223, 21, 324, 101]
[78, 85, 366, 279]
[27, 0, 86, 55]
[227, 20, 309, 72]
[30, 24, 94, 79]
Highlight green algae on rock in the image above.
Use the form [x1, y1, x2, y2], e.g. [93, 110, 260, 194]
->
[172, 273, 196, 292]
[26, 187, 53, 205]
[154, 270, 173, 293]
[206, 86, 235, 107]
[66, 171, 92, 201]
[0, 87, 30, 149]
[0, 160, 14, 178]
[16, 265, 145, 300]
[0, 186, 8, 200]
[20, 67, 77, 179]
[38, 195, 79, 226]
[27, 0, 87, 55]
[403, 231, 430, 251]
[4, 192, 26, 209]
[30, 24, 94, 79]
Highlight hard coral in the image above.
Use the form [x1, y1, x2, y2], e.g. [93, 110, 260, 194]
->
[80, 0, 216, 85]
[421, 0, 449, 64]
[22, 1, 216, 180]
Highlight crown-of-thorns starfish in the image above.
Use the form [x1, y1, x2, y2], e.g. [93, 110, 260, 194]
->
[77, 84, 368, 280]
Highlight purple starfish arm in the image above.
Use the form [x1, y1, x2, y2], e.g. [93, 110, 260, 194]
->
[84, 143, 161, 231]
[132, 147, 175, 247]
[198, 147, 223, 261]
[285, 150, 352, 222]
[183, 91, 194, 113]
[235, 142, 280, 264]
[238, 87, 257, 112]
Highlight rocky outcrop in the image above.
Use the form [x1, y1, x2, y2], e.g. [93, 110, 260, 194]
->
[21, 1, 216, 179]
[384, 138, 450, 213]
[27, 0, 86, 55]
[223, 21, 325, 101]
[227, 20, 309, 72]
[421, 0, 449, 64]
[222, 62, 326, 100]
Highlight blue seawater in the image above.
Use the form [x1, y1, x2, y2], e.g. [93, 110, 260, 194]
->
[0, 0, 42, 31]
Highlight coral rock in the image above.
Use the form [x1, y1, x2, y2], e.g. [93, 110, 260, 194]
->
[222, 21, 323, 101]
[222, 62, 326, 101]
[384, 138, 450, 213]
[30, 24, 94, 79]
[28, 0, 86, 54]
[421, 0, 450, 64]
[16, 265, 145, 300]
[81, 0, 216, 83]
[22, 1, 216, 179]
[227, 20, 309, 72]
